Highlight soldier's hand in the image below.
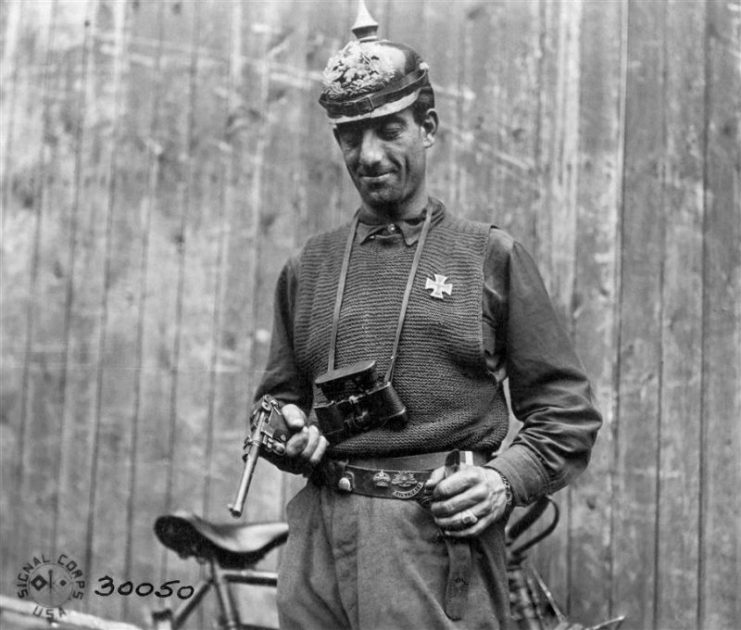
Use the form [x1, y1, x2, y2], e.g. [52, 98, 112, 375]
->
[425, 466, 510, 537]
[278, 404, 329, 475]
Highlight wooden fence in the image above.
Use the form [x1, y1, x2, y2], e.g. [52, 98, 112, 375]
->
[1, 1, 739, 628]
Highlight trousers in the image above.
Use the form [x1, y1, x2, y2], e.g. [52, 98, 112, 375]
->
[277, 482, 511, 630]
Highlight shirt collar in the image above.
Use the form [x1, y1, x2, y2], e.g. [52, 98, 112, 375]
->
[356, 198, 446, 246]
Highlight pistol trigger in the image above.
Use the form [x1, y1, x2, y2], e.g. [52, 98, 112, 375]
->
[270, 440, 286, 456]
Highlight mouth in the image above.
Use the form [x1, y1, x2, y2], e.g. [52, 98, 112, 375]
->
[359, 172, 394, 184]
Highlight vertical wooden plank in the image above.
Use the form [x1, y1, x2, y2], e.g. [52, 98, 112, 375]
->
[161, 0, 201, 519]
[701, 0, 741, 628]
[5, 0, 62, 581]
[52, 0, 96, 561]
[204, 0, 247, 525]
[193, 3, 235, 625]
[569, 0, 625, 623]
[54, 0, 107, 597]
[537, 0, 582, 310]
[81, 0, 133, 613]
[0, 0, 23, 230]
[613, 1, 665, 628]
[196, 0, 236, 518]
[655, 2, 706, 628]
[122, 0, 168, 622]
[159, 0, 206, 597]
[0, 0, 30, 592]
[422, 0, 463, 212]
[487, 0, 541, 250]
[453, 1, 490, 221]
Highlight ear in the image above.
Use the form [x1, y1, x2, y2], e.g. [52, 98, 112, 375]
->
[420, 109, 439, 148]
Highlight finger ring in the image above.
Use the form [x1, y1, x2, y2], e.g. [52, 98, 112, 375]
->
[460, 509, 478, 526]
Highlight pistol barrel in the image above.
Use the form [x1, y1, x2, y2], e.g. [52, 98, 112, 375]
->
[228, 412, 266, 518]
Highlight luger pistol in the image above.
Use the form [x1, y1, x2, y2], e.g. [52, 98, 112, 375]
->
[228, 395, 290, 518]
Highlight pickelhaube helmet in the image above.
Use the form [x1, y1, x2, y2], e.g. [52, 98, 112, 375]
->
[319, 0, 434, 125]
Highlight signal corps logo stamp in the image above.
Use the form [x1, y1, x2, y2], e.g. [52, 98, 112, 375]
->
[16, 553, 86, 620]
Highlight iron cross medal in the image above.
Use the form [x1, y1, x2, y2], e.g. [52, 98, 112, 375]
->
[425, 274, 452, 299]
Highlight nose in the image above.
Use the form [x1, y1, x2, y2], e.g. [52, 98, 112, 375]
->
[358, 129, 384, 169]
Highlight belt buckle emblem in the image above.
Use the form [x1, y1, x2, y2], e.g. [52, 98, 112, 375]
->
[373, 470, 391, 488]
[391, 471, 423, 499]
[391, 471, 418, 488]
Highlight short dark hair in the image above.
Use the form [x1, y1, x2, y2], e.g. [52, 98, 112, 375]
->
[411, 86, 436, 125]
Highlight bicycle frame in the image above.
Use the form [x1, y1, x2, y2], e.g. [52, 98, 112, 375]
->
[152, 560, 278, 630]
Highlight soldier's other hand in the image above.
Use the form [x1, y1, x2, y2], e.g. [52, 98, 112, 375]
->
[279, 404, 329, 475]
[425, 466, 510, 538]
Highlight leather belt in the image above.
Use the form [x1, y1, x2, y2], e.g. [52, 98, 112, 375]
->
[314, 451, 488, 502]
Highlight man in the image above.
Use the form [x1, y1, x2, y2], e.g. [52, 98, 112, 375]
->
[254, 4, 601, 628]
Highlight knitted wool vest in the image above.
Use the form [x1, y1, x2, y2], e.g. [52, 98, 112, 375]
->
[293, 209, 510, 456]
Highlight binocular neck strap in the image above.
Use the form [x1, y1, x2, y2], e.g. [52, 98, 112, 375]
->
[327, 208, 433, 381]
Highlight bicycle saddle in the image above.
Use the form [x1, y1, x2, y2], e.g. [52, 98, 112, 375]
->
[154, 511, 289, 569]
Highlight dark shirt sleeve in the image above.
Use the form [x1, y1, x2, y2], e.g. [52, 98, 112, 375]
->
[254, 255, 313, 413]
[484, 229, 602, 505]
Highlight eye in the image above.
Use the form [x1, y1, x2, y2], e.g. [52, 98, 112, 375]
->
[378, 123, 403, 140]
[338, 128, 362, 148]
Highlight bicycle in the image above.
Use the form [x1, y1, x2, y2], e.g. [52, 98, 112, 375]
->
[151, 512, 287, 630]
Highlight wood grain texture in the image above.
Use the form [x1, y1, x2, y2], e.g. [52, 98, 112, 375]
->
[612, 1, 665, 627]
[118, 0, 167, 619]
[569, 0, 625, 623]
[86, 0, 141, 619]
[1, 2, 739, 628]
[121, 1, 200, 621]
[422, 0, 463, 216]
[655, 2, 706, 628]
[53, 0, 108, 600]
[701, 1, 741, 628]
[4, 0, 62, 580]
[203, 0, 249, 530]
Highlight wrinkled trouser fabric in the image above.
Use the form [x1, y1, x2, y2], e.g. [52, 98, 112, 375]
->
[277, 482, 510, 630]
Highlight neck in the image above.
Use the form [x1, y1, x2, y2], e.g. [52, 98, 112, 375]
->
[359, 186, 430, 223]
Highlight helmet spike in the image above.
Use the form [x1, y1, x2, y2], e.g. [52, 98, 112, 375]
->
[351, 0, 379, 41]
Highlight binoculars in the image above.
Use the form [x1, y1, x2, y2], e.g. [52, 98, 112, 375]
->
[314, 360, 407, 444]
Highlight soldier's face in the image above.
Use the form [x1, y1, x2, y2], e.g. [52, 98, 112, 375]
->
[334, 107, 436, 212]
